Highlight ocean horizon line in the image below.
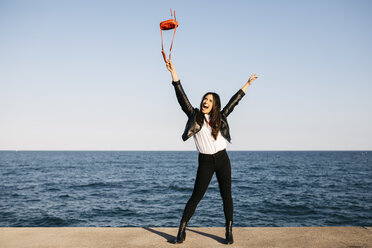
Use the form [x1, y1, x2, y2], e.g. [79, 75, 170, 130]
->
[1, 149, 371, 152]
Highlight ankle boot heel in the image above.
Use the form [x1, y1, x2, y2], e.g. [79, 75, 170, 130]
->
[175, 221, 187, 244]
[225, 220, 234, 244]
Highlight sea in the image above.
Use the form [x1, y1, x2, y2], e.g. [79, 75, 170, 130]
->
[0, 151, 371, 227]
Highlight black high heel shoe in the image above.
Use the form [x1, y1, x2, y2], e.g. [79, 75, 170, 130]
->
[175, 221, 187, 244]
[225, 220, 234, 244]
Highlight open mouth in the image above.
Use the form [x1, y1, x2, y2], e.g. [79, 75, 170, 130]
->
[202, 103, 209, 110]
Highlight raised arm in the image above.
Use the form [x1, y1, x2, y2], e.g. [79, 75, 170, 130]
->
[166, 59, 179, 82]
[166, 60, 195, 117]
[222, 74, 258, 117]
[241, 74, 258, 93]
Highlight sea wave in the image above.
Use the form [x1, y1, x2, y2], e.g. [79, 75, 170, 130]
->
[1, 151, 371, 227]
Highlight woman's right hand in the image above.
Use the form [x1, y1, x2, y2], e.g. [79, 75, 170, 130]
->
[166, 59, 179, 82]
[166, 59, 175, 73]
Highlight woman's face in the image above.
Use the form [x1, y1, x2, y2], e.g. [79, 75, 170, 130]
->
[201, 94, 213, 114]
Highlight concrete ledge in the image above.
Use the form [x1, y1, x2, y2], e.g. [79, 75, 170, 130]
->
[1, 227, 371, 248]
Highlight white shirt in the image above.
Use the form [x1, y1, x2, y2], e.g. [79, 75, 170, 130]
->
[193, 114, 227, 154]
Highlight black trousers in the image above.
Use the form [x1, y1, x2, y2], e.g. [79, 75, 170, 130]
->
[181, 149, 233, 223]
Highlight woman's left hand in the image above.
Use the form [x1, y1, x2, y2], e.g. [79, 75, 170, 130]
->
[241, 74, 258, 93]
[247, 74, 258, 86]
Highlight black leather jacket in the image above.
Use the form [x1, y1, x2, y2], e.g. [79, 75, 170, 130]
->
[172, 80, 245, 143]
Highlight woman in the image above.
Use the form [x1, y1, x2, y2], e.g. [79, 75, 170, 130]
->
[165, 60, 258, 244]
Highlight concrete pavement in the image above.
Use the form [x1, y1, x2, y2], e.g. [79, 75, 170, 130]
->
[1, 226, 371, 248]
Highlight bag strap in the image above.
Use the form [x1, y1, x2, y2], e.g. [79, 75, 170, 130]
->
[161, 29, 166, 62]
[168, 25, 177, 61]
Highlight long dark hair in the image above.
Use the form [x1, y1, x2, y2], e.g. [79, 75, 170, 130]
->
[199, 92, 222, 140]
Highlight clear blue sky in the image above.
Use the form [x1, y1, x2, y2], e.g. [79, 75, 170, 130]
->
[1, 0, 371, 150]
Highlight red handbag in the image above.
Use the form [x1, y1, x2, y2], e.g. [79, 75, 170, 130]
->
[160, 9, 178, 62]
